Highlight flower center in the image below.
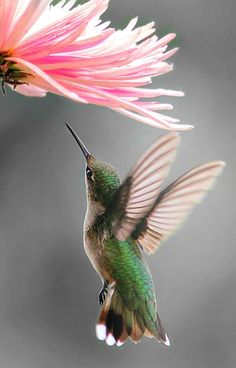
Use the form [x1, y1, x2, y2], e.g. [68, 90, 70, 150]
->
[0, 52, 31, 95]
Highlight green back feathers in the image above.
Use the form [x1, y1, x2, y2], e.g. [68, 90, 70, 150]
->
[97, 237, 168, 345]
[104, 238, 155, 310]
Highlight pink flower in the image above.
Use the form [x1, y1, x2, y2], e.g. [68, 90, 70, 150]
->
[0, 0, 193, 130]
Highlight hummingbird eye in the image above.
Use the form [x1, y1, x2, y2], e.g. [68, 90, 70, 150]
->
[86, 166, 93, 179]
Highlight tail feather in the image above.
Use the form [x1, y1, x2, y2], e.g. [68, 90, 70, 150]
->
[130, 313, 143, 343]
[96, 286, 170, 346]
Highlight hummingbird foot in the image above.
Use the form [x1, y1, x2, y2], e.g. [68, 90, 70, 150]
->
[99, 281, 109, 305]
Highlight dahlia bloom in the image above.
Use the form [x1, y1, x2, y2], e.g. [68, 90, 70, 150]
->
[0, 0, 193, 130]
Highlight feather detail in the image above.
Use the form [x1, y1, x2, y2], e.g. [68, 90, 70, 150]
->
[114, 133, 180, 240]
[137, 161, 225, 254]
[96, 286, 168, 346]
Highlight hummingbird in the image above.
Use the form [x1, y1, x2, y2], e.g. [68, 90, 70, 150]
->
[66, 124, 225, 347]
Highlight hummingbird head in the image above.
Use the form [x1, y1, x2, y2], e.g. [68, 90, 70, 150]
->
[66, 124, 121, 208]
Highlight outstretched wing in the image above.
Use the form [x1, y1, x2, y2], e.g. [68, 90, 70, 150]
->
[133, 161, 225, 254]
[112, 133, 180, 240]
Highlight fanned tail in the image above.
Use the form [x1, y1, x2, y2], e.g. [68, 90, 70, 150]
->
[95, 286, 170, 346]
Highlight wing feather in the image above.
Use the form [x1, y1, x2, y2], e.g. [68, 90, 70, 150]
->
[136, 161, 225, 254]
[114, 133, 180, 240]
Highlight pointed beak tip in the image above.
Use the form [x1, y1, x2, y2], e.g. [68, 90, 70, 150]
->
[65, 122, 73, 134]
[65, 123, 90, 159]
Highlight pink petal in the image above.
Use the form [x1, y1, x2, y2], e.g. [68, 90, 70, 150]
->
[5, 0, 52, 50]
[13, 84, 47, 97]
[7, 56, 87, 103]
[113, 108, 193, 130]
[0, 0, 20, 48]
[55, 79, 193, 130]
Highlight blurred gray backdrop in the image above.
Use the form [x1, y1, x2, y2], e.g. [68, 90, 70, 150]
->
[0, 0, 235, 367]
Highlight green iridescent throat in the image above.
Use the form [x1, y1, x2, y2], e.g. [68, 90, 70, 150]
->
[87, 158, 121, 207]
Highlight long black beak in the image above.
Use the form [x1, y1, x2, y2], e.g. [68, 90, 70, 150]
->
[66, 123, 90, 159]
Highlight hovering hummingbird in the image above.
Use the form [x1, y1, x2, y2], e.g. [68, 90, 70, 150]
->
[66, 124, 225, 347]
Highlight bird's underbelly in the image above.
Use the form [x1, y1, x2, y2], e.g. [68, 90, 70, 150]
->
[84, 232, 113, 282]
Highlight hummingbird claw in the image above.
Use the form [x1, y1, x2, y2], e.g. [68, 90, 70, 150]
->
[99, 287, 108, 305]
[99, 281, 109, 305]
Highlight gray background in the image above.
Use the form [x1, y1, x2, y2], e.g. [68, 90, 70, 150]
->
[0, 0, 235, 367]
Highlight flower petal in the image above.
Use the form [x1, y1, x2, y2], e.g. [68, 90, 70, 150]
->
[13, 84, 47, 97]
[7, 56, 87, 103]
[5, 0, 52, 49]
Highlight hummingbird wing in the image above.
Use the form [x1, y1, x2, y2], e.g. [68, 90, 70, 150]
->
[112, 133, 180, 240]
[132, 161, 225, 254]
